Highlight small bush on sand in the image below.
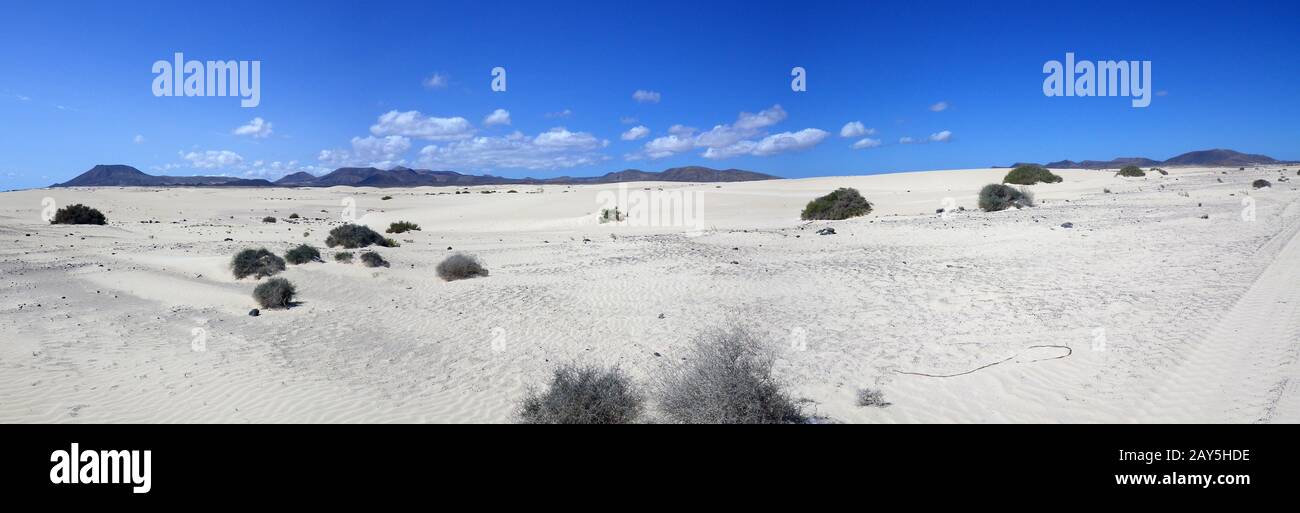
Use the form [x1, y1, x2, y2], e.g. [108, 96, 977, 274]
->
[284, 244, 321, 265]
[1253, 179, 1272, 189]
[252, 277, 296, 309]
[658, 326, 807, 424]
[387, 221, 421, 234]
[517, 365, 644, 424]
[334, 252, 354, 263]
[437, 253, 488, 281]
[856, 388, 889, 407]
[1116, 166, 1146, 177]
[325, 224, 395, 249]
[599, 207, 625, 223]
[978, 183, 1034, 212]
[1002, 165, 1062, 185]
[231, 248, 286, 279]
[381, 195, 393, 200]
[262, 216, 277, 223]
[50, 204, 107, 225]
[1152, 168, 1169, 175]
[359, 251, 389, 268]
[288, 213, 300, 219]
[801, 188, 872, 221]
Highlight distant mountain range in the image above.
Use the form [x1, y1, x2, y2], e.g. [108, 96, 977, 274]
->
[1013, 149, 1296, 169]
[52, 165, 780, 188]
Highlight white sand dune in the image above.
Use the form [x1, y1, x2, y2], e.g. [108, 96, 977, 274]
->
[1, 166, 1297, 423]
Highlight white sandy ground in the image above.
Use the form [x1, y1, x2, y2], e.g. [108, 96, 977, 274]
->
[1, 166, 1298, 423]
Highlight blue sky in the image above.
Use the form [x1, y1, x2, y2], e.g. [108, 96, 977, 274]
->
[1, 0, 1297, 190]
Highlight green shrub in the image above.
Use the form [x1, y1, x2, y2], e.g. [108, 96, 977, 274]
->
[436, 253, 488, 281]
[800, 188, 872, 220]
[978, 183, 1034, 212]
[334, 252, 354, 263]
[262, 216, 277, 223]
[359, 251, 389, 268]
[325, 224, 395, 249]
[657, 326, 807, 424]
[252, 278, 296, 309]
[50, 204, 106, 225]
[288, 213, 300, 219]
[599, 207, 625, 223]
[1002, 165, 1062, 185]
[284, 244, 321, 265]
[1253, 179, 1272, 189]
[231, 248, 286, 279]
[518, 365, 645, 424]
[1116, 166, 1146, 177]
[387, 221, 421, 234]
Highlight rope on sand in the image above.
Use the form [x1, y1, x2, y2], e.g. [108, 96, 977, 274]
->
[894, 345, 1072, 378]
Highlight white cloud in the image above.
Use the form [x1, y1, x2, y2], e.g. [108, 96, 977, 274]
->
[133, 134, 146, 144]
[852, 137, 882, 149]
[319, 135, 412, 168]
[370, 110, 474, 141]
[417, 127, 608, 170]
[423, 73, 449, 89]
[632, 90, 661, 104]
[634, 104, 824, 160]
[483, 108, 511, 127]
[181, 150, 244, 169]
[840, 121, 876, 138]
[232, 117, 273, 138]
[545, 109, 573, 119]
[621, 125, 650, 141]
[242, 160, 326, 178]
[899, 136, 916, 144]
[929, 130, 953, 143]
[930, 101, 949, 112]
[642, 134, 697, 159]
[750, 129, 830, 157]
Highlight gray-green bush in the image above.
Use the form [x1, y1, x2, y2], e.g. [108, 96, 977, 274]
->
[800, 188, 872, 220]
[231, 248, 286, 279]
[657, 326, 807, 424]
[978, 183, 1034, 212]
[284, 244, 321, 265]
[1002, 165, 1062, 185]
[436, 253, 488, 281]
[252, 277, 296, 309]
[517, 365, 645, 424]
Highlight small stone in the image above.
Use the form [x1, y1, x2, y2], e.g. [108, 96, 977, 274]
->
[1060, 222, 1074, 228]
[658, 313, 665, 319]
[816, 227, 836, 235]
[248, 309, 260, 317]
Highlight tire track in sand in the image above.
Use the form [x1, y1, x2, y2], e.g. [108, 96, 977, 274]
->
[1139, 198, 1300, 422]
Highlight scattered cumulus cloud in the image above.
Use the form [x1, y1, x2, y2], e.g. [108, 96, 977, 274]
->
[370, 110, 474, 141]
[852, 138, 882, 149]
[181, 150, 244, 169]
[839, 121, 876, 138]
[929, 101, 949, 112]
[633, 104, 825, 160]
[133, 134, 146, 144]
[899, 136, 916, 144]
[417, 127, 608, 170]
[621, 125, 650, 141]
[422, 73, 449, 89]
[483, 108, 511, 127]
[319, 135, 412, 169]
[929, 130, 952, 143]
[632, 90, 662, 104]
[232, 117, 273, 138]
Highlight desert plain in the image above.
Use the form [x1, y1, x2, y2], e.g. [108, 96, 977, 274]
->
[1, 166, 1298, 423]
